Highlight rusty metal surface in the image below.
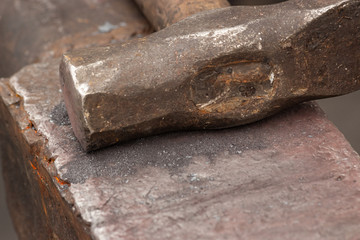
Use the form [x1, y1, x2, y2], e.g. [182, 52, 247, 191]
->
[61, 0, 360, 151]
[0, 0, 151, 77]
[1, 1, 360, 239]
[134, 0, 230, 30]
[0, 0, 150, 239]
[2, 63, 360, 239]
[0, 75, 92, 240]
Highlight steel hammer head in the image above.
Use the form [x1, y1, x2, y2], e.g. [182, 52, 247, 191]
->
[60, 0, 360, 151]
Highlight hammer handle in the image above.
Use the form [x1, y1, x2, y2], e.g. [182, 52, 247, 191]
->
[133, 0, 231, 30]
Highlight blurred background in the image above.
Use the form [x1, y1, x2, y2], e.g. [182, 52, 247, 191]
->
[1, 0, 359, 239]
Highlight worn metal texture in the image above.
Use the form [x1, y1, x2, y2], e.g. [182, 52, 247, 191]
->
[0, 0, 151, 77]
[0, 0, 151, 239]
[0, 75, 92, 240]
[2, 62, 360, 239]
[1, 1, 360, 239]
[61, 0, 360, 151]
[134, 0, 231, 30]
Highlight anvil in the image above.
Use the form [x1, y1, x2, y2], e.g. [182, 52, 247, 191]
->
[1, 0, 360, 239]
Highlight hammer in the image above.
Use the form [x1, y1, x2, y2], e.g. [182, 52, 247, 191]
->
[60, 0, 360, 151]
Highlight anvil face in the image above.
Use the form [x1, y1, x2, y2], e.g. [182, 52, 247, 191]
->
[60, 0, 360, 151]
[1, 0, 360, 239]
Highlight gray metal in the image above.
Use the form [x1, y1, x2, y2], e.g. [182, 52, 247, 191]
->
[60, 0, 360, 151]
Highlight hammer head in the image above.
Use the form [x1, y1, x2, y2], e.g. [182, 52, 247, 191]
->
[60, 0, 360, 151]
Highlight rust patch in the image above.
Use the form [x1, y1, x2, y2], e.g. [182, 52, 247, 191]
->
[29, 160, 37, 170]
[190, 61, 273, 113]
[54, 176, 71, 187]
[25, 120, 37, 133]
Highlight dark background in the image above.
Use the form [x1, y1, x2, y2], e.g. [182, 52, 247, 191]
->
[1, 0, 359, 239]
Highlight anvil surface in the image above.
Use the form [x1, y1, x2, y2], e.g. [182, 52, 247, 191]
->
[1, 63, 360, 239]
[1, 0, 360, 239]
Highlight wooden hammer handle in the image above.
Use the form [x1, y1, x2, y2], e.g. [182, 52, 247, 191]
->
[133, 0, 231, 30]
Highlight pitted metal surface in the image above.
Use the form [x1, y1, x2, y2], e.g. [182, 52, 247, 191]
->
[3, 68, 360, 239]
[1, 1, 360, 239]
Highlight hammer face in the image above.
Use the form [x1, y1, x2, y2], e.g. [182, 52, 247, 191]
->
[61, 0, 360, 151]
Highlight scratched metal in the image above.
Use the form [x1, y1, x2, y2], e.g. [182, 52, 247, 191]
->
[0, 0, 151, 239]
[2, 64, 360, 239]
[1, 0, 360, 239]
[60, 0, 360, 151]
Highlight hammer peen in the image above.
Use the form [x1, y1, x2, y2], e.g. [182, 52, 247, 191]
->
[60, 0, 360, 151]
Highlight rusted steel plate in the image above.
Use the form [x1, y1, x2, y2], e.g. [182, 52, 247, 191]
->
[60, 0, 360, 151]
[2, 60, 360, 239]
